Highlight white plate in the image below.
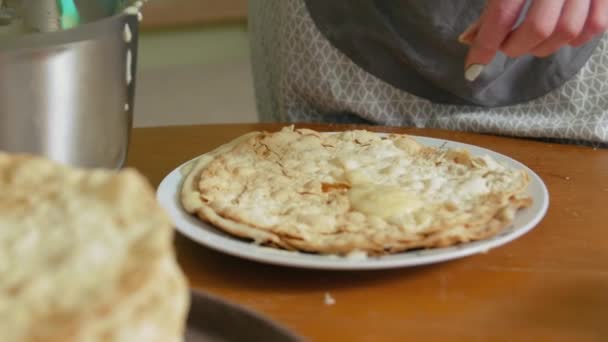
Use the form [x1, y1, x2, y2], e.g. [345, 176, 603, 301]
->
[157, 135, 549, 270]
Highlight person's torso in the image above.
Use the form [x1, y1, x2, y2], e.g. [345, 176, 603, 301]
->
[305, 0, 601, 107]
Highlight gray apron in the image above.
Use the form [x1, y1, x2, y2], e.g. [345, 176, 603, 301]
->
[249, 0, 608, 146]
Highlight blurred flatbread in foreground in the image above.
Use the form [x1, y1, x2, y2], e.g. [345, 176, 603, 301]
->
[0, 153, 189, 342]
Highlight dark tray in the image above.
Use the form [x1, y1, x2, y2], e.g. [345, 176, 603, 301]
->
[186, 290, 303, 342]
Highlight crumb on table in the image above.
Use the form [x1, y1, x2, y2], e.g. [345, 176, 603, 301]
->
[324, 292, 336, 306]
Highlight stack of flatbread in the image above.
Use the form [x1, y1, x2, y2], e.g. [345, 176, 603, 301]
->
[182, 127, 532, 256]
[0, 153, 189, 341]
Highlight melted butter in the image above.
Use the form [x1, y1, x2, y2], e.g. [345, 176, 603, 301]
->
[348, 184, 423, 220]
[344, 170, 371, 184]
[458, 177, 488, 195]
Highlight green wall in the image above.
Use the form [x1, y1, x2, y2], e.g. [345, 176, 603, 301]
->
[138, 23, 249, 69]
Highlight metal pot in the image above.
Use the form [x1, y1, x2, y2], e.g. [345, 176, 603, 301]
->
[0, 0, 142, 169]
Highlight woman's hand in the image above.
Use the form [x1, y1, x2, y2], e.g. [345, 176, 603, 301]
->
[463, 0, 608, 81]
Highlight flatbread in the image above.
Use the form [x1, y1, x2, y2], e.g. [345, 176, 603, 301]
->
[182, 127, 532, 256]
[0, 153, 189, 342]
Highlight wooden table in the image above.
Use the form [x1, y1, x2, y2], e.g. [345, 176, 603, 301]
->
[127, 123, 608, 341]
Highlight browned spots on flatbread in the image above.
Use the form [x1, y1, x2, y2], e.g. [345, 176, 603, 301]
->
[322, 182, 351, 192]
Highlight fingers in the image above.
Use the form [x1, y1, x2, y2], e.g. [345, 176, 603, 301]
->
[501, 0, 567, 58]
[462, 0, 608, 82]
[459, 20, 481, 45]
[570, 0, 608, 46]
[530, 0, 590, 57]
[465, 0, 527, 68]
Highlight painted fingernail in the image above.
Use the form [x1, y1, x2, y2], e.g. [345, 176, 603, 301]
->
[465, 64, 485, 82]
